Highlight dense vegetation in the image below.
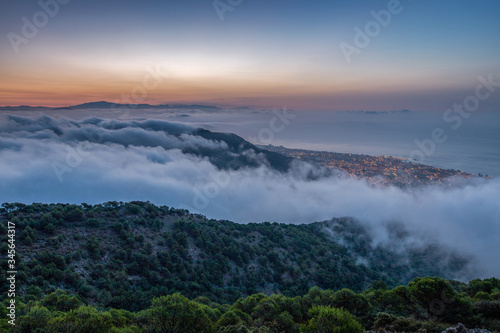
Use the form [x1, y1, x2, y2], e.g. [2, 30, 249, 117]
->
[1, 277, 500, 332]
[1, 202, 499, 331]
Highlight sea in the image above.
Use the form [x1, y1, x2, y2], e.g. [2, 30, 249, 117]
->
[171, 110, 500, 177]
[3, 108, 499, 177]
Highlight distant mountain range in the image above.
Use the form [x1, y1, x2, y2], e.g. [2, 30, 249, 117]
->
[1, 103, 415, 113]
[0, 105, 51, 110]
[0, 101, 222, 110]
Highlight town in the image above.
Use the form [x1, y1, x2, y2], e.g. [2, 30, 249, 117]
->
[259, 145, 479, 188]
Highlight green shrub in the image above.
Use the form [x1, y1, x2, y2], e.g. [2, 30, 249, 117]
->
[300, 306, 363, 333]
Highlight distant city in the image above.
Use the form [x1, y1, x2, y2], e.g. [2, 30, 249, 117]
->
[258, 145, 488, 188]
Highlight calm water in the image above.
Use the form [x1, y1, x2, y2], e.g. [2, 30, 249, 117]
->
[6, 109, 499, 177]
[178, 110, 500, 177]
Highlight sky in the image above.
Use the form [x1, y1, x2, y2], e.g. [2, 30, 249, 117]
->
[1, 0, 500, 110]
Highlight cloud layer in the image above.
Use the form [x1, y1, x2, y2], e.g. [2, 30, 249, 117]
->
[1, 114, 499, 278]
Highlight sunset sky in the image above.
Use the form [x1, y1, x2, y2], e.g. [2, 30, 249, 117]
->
[1, 0, 499, 110]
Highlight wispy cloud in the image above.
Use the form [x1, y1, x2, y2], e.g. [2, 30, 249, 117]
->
[0, 114, 499, 278]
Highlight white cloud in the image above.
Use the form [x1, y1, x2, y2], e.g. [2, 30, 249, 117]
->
[1, 114, 499, 278]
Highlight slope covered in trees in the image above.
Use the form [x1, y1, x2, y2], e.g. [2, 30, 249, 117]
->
[0, 201, 470, 310]
[1, 202, 498, 331]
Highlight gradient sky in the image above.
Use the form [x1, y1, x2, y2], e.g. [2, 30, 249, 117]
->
[1, 0, 499, 110]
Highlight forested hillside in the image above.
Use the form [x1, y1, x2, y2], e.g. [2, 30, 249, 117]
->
[0, 201, 469, 309]
[1, 202, 499, 332]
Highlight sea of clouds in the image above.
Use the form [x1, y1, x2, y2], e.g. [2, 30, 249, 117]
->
[0, 113, 499, 278]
